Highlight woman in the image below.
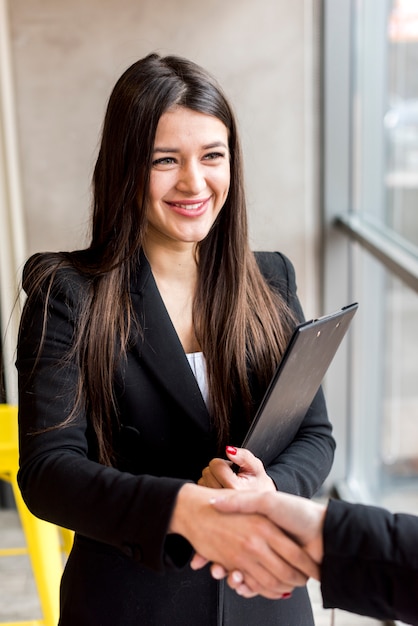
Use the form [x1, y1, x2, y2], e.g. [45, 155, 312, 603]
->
[17, 53, 335, 625]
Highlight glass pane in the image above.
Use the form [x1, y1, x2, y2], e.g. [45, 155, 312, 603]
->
[381, 272, 418, 510]
[382, 2, 418, 508]
[385, 0, 418, 245]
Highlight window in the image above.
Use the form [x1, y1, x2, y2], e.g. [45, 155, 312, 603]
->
[323, 0, 418, 511]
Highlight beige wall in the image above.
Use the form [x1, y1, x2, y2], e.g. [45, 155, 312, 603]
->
[8, 0, 320, 314]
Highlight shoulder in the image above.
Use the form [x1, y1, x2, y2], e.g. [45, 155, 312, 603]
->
[22, 251, 90, 304]
[254, 251, 297, 300]
[254, 251, 295, 277]
[254, 251, 304, 321]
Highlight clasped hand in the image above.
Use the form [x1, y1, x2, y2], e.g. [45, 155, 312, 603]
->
[198, 445, 276, 492]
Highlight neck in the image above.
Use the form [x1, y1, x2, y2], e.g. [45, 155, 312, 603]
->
[143, 235, 200, 353]
[143, 237, 198, 284]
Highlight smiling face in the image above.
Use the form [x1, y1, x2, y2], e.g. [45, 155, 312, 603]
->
[143, 106, 231, 252]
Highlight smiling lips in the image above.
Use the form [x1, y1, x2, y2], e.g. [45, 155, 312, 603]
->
[166, 197, 211, 217]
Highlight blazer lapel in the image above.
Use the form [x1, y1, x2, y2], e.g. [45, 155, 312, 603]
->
[130, 254, 211, 433]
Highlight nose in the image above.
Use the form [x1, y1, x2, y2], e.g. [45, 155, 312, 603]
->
[176, 160, 206, 195]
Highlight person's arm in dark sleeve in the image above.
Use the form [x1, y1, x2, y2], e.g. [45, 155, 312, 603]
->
[322, 499, 418, 625]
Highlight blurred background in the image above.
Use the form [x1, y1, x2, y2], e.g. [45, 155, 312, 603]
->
[0, 0, 417, 622]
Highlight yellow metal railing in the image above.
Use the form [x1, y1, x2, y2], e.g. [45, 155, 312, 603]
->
[0, 404, 74, 626]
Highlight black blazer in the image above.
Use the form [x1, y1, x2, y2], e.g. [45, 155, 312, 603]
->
[17, 251, 335, 626]
[322, 499, 418, 625]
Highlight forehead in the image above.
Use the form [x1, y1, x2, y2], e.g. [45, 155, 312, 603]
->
[154, 106, 229, 147]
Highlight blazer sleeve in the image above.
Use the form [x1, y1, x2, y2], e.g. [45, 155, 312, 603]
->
[255, 252, 336, 497]
[321, 499, 418, 625]
[16, 256, 190, 573]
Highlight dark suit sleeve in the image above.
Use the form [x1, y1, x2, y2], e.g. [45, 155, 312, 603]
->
[321, 499, 418, 625]
[256, 252, 336, 497]
[16, 256, 190, 573]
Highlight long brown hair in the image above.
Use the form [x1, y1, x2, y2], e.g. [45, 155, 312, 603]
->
[22, 53, 295, 465]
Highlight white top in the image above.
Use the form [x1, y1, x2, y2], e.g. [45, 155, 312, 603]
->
[186, 351, 209, 407]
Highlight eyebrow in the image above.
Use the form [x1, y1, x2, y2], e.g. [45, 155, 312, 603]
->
[153, 141, 229, 153]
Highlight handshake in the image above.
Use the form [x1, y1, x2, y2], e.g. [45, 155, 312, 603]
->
[172, 446, 416, 624]
[190, 489, 325, 600]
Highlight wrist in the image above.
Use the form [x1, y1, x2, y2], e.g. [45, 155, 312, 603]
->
[169, 483, 207, 536]
[305, 502, 326, 564]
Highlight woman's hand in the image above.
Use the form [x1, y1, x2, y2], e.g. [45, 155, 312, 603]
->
[170, 484, 317, 600]
[198, 446, 276, 492]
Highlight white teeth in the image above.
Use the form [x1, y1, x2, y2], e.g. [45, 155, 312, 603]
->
[174, 202, 203, 210]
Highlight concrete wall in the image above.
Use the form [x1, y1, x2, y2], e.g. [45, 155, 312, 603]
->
[8, 0, 321, 314]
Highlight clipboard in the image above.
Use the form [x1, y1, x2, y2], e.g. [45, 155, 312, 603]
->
[240, 302, 358, 466]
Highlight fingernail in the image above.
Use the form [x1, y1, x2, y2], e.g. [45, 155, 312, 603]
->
[231, 571, 244, 583]
[282, 592, 292, 599]
[209, 496, 226, 505]
[226, 446, 237, 455]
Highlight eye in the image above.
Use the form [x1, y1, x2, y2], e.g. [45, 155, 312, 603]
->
[203, 152, 226, 161]
[152, 156, 177, 167]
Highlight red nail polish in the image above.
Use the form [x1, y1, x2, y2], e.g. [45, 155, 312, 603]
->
[282, 592, 292, 599]
[226, 446, 237, 455]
